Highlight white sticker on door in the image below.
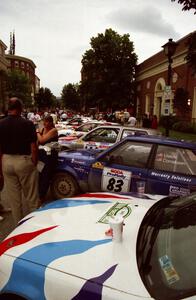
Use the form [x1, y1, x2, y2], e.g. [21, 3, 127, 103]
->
[101, 167, 132, 193]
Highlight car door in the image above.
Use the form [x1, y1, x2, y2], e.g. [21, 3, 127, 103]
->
[147, 144, 196, 196]
[88, 140, 153, 194]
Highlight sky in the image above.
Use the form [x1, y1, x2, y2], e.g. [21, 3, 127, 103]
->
[0, 0, 195, 97]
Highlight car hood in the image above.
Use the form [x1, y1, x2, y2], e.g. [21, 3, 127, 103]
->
[58, 149, 97, 164]
[0, 192, 161, 298]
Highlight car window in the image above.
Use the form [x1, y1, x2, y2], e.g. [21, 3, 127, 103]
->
[82, 127, 119, 143]
[76, 123, 92, 132]
[154, 145, 196, 175]
[122, 129, 147, 139]
[137, 193, 196, 300]
[101, 141, 153, 168]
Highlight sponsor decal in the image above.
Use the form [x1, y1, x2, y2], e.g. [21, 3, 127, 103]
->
[98, 202, 132, 224]
[151, 171, 192, 183]
[98, 144, 109, 149]
[73, 166, 88, 173]
[169, 185, 190, 196]
[71, 158, 85, 165]
[102, 167, 132, 193]
[159, 255, 180, 285]
[84, 142, 98, 150]
[92, 162, 104, 169]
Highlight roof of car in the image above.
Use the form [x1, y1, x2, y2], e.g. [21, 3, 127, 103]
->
[123, 135, 196, 148]
[83, 124, 160, 133]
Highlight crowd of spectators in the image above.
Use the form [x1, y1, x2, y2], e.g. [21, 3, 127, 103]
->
[0, 104, 159, 223]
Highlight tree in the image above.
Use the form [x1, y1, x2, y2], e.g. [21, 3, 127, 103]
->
[80, 28, 137, 112]
[6, 70, 32, 107]
[173, 87, 190, 116]
[185, 31, 196, 75]
[34, 87, 56, 110]
[61, 83, 81, 111]
[171, 0, 196, 13]
[0, 69, 7, 113]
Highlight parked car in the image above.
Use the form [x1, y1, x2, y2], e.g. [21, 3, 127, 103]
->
[58, 121, 120, 138]
[51, 135, 196, 199]
[56, 116, 91, 131]
[0, 192, 196, 300]
[58, 124, 161, 151]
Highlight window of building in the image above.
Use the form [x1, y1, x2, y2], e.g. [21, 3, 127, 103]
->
[21, 62, 25, 68]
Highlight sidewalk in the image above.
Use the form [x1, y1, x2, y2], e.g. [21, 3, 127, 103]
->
[0, 188, 15, 241]
[0, 187, 53, 242]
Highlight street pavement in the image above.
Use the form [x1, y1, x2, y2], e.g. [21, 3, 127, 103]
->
[0, 188, 15, 241]
[0, 187, 52, 242]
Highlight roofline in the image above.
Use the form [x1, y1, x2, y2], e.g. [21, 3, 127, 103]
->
[137, 30, 196, 67]
[0, 40, 7, 49]
[5, 54, 36, 68]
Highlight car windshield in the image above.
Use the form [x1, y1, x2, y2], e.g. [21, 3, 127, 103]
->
[137, 193, 196, 300]
[82, 127, 120, 143]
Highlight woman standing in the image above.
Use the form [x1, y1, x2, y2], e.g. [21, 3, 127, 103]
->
[36, 115, 58, 203]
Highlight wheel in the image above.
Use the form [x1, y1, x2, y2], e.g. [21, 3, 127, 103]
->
[50, 172, 79, 199]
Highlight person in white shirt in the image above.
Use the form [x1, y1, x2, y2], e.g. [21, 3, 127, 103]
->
[128, 115, 137, 126]
[28, 110, 41, 128]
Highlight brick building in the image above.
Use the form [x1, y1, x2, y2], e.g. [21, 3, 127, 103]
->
[0, 40, 9, 113]
[5, 54, 40, 103]
[136, 31, 196, 123]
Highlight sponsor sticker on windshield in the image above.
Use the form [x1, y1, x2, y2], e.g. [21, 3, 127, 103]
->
[98, 202, 132, 224]
[159, 255, 180, 285]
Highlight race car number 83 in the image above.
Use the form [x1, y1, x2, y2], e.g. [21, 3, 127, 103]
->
[101, 167, 132, 193]
[107, 178, 124, 192]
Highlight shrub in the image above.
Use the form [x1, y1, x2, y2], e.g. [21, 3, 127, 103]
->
[159, 115, 180, 128]
[172, 121, 195, 133]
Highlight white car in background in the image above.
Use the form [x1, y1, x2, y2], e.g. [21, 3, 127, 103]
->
[56, 116, 93, 131]
[0, 192, 196, 299]
[58, 124, 161, 151]
[58, 121, 120, 138]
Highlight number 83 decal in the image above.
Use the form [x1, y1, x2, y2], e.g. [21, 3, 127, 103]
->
[106, 178, 124, 192]
[102, 167, 132, 193]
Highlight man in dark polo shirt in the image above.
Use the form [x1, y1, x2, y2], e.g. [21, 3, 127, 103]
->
[0, 97, 39, 226]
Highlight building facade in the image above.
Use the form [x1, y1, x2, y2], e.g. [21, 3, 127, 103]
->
[5, 54, 40, 103]
[136, 31, 196, 122]
[0, 40, 9, 113]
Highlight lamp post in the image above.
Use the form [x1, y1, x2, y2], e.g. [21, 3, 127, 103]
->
[162, 38, 178, 137]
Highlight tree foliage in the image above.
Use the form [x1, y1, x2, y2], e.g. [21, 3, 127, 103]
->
[171, 0, 196, 13]
[80, 28, 137, 112]
[186, 31, 196, 74]
[34, 87, 56, 110]
[61, 83, 81, 110]
[6, 70, 32, 107]
[173, 87, 190, 115]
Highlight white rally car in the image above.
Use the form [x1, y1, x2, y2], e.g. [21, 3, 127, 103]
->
[0, 192, 196, 300]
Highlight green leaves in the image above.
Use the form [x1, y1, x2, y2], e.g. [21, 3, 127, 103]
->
[61, 83, 81, 110]
[34, 87, 56, 109]
[6, 70, 32, 107]
[80, 28, 137, 112]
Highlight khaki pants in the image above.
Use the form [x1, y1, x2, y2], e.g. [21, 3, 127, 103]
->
[2, 154, 39, 226]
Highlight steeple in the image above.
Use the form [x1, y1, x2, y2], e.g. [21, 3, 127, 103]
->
[9, 30, 15, 55]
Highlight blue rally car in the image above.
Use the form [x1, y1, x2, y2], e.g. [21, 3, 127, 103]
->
[50, 135, 196, 199]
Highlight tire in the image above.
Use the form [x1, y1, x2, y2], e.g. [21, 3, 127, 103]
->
[50, 172, 79, 199]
